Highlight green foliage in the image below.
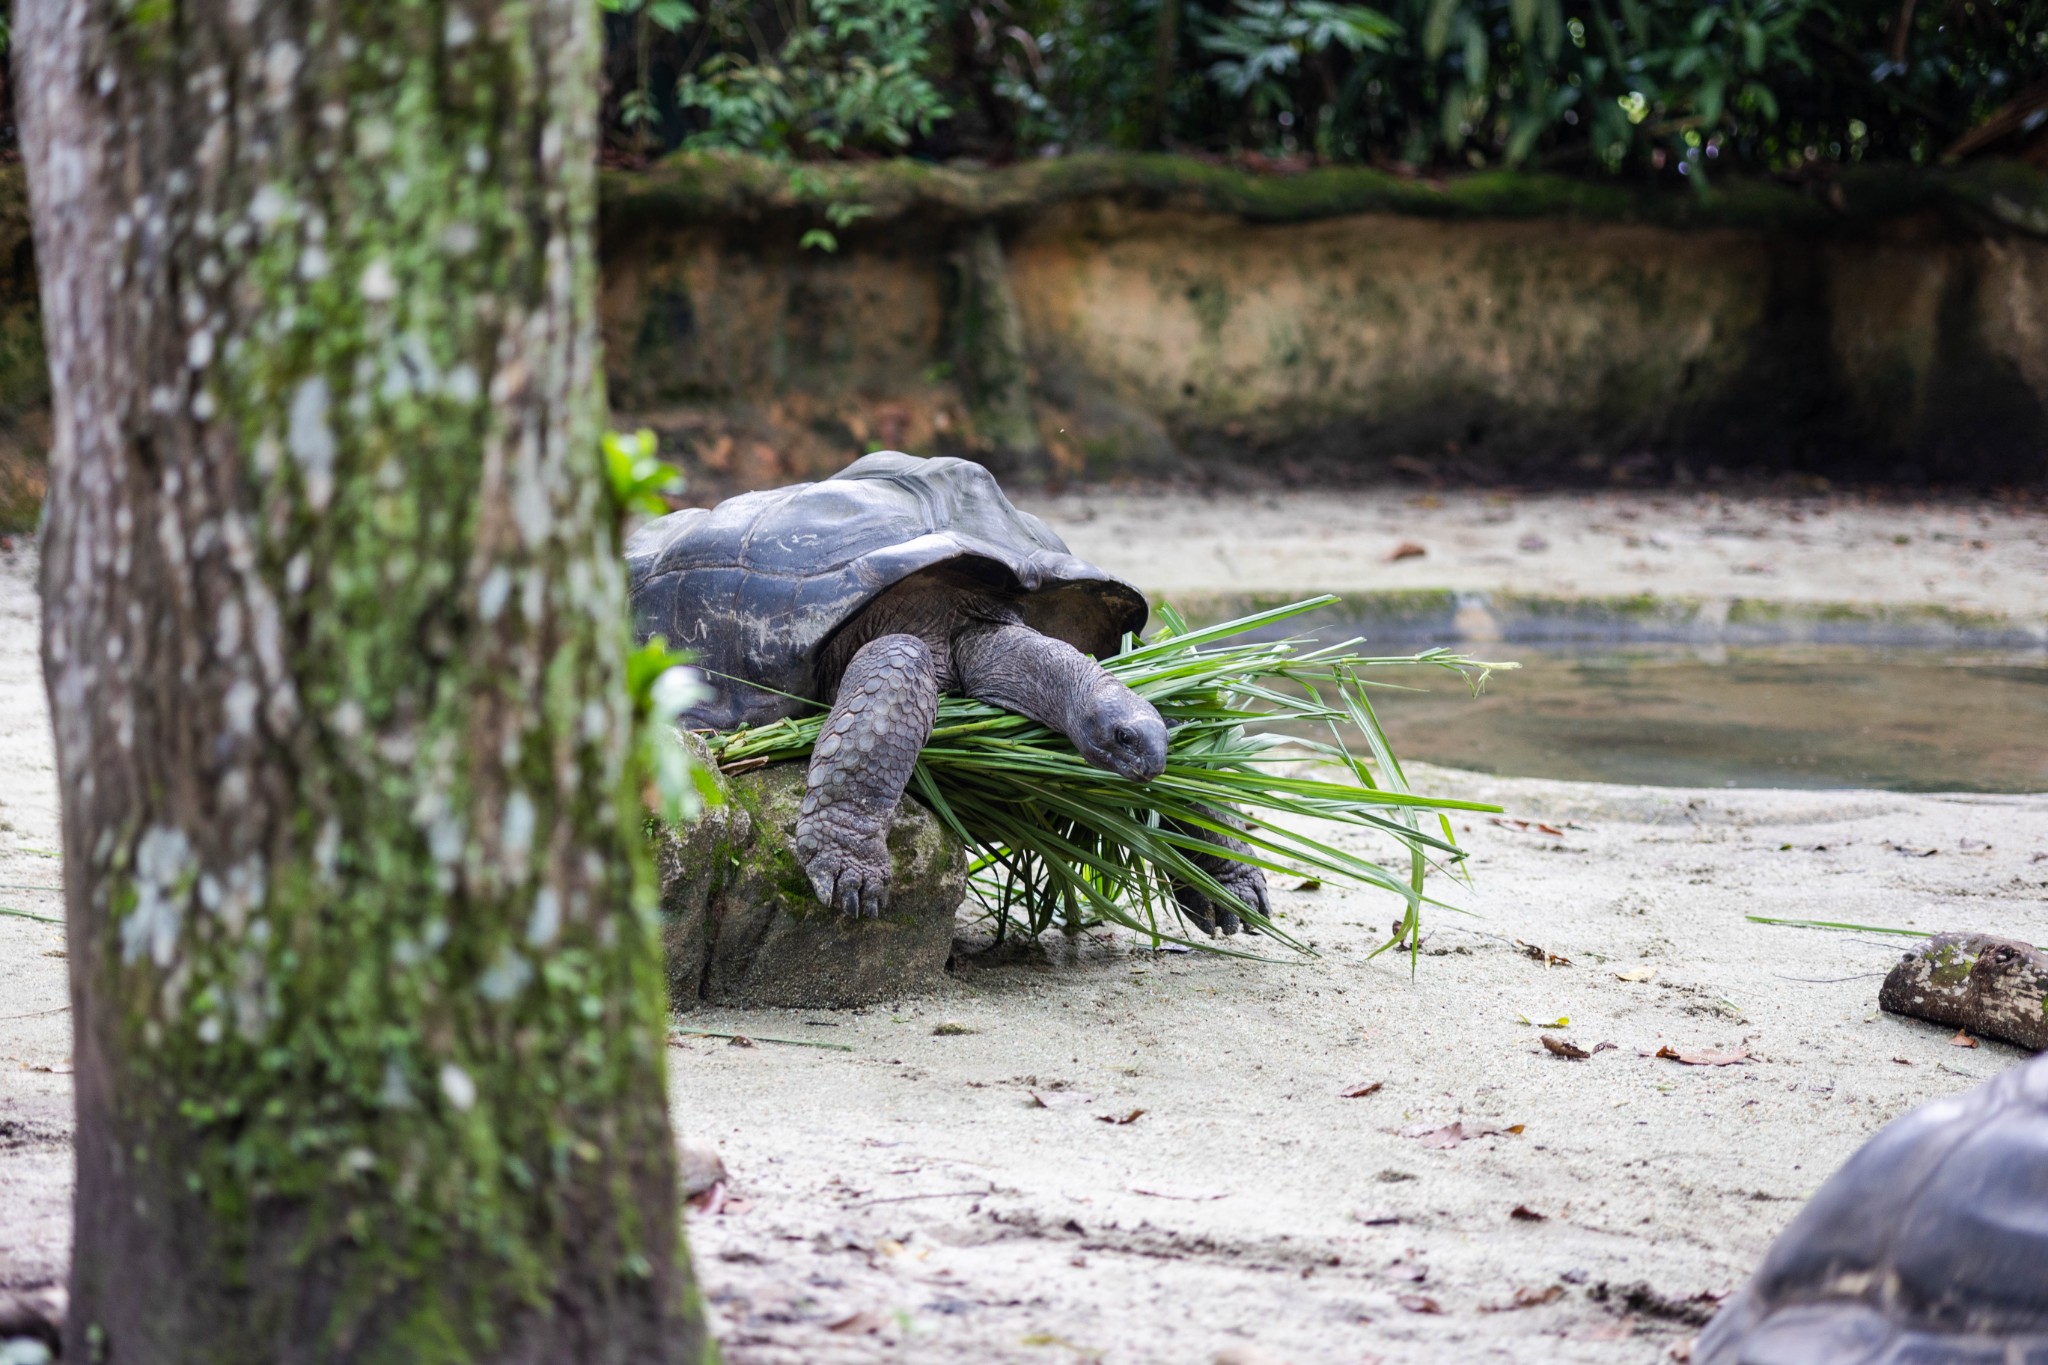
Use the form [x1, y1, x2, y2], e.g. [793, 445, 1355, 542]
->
[675, 0, 953, 157]
[1204, 3, 1401, 102]
[628, 638, 725, 824]
[604, 427, 719, 825]
[603, 426, 684, 515]
[707, 597, 1511, 956]
[602, 0, 2048, 181]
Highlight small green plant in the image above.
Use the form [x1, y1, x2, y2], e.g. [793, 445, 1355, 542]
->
[603, 427, 718, 824]
[602, 427, 682, 516]
[707, 597, 1511, 957]
[629, 638, 725, 824]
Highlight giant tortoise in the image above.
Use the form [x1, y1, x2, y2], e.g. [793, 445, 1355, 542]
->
[1696, 1047, 2048, 1364]
[626, 451, 1267, 926]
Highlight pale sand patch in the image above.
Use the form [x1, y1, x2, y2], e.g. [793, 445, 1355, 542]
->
[0, 502, 2042, 1362]
[1019, 487, 2048, 621]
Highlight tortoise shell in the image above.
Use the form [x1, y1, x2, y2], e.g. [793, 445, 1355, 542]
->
[1696, 1049, 2048, 1364]
[626, 451, 1149, 731]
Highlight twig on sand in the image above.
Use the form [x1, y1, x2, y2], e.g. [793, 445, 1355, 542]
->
[669, 1028, 854, 1052]
[854, 1186, 997, 1207]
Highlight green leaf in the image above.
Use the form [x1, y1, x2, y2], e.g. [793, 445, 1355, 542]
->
[799, 228, 840, 252]
[1462, 17, 1490, 93]
[1509, 0, 1537, 42]
[1742, 79, 1778, 122]
[647, 0, 696, 31]
[1422, 0, 1460, 60]
[602, 428, 682, 517]
[1697, 75, 1726, 127]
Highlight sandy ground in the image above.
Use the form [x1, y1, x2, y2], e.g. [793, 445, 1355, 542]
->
[0, 497, 2045, 1363]
[1019, 488, 2048, 621]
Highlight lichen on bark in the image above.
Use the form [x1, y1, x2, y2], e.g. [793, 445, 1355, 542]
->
[18, 1, 707, 1360]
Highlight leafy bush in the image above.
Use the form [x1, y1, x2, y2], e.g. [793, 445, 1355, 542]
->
[601, 0, 2048, 179]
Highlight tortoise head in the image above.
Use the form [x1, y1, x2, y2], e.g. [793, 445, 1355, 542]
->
[1076, 684, 1168, 782]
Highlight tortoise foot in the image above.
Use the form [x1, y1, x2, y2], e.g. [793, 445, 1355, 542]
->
[799, 834, 892, 918]
[1176, 861, 1268, 937]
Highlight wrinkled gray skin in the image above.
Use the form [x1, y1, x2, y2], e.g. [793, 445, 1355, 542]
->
[627, 453, 1267, 928]
[1696, 1048, 2048, 1365]
[799, 577, 1267, 925]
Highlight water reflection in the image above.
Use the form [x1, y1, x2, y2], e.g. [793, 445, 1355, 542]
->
[1346, 645, 2048, 793]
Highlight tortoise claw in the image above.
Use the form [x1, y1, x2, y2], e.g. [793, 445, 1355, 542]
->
[806, 842, 890, 919]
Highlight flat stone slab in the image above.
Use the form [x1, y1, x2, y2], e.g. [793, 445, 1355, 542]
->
[655, 760, 966, 1009]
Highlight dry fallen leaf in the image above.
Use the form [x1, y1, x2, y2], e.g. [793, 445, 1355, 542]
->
[1519, 1013, 1571, 1028]
[1028, 1089, 1096, 1110]
[1949, 1029, 1980, 1049]
[1643, 1045, 1753, 1067]
[1340, 1081, 1385, 1099]
[1096, 1108, 1146, 1125]
[1293, 877, 1323, 891]
[932, 1022, 975, 1036]
[1482, 1284, 1566, 1312]
[1397, 1294, 1444, 1314]
[1491, 817, 1565, 838]
[1518, 940, 1573, 967]
[828, 1311, 888, 1335]
[1387, 541, 1428, 562]
[1355, 1208, 1401, 1226]
[1541, 1035, 1590, 1061]
[1615, 966, 1658, 983]
[1509, 1204, 1547, 1222]
[1893, 1056, 1914, 1065]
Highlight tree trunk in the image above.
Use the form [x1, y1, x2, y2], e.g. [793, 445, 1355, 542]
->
[16, 2, 706, 1360]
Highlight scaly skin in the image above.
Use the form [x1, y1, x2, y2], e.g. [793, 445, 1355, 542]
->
[797, 634, 941, 916]
[1170, 810, 1270, 937]
[801, 599, 1269, 926]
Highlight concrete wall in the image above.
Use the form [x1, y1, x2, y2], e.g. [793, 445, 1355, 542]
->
[596, 157, 2048, 495]
[3, 157, 2044, 529]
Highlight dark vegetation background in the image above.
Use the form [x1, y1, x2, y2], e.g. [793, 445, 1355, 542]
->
[0, 1, 2041, 531]
[593, 0, 2048, 180]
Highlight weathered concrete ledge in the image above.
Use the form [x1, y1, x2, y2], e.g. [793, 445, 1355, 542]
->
[600, 151, 2048, 239]
[1168, 588, 2048, 651]
[654, 759, 967, 1010]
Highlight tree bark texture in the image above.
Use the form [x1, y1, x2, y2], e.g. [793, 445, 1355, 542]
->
[17, 2, 705, 1360]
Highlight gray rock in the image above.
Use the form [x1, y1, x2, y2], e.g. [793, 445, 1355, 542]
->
[654, 760, 966, 1009]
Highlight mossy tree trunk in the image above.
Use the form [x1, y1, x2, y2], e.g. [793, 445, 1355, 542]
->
[17, 2, 706, 1361]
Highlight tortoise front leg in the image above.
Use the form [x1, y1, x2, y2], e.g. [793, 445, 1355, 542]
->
[1169, 808, 1269, 937]
[797, 633, 940, 917]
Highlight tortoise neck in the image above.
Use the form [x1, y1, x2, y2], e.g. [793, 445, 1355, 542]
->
[950, 622, 1107, 734]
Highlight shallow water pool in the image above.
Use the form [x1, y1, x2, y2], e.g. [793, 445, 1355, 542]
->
[1356, 646, 2048, 793]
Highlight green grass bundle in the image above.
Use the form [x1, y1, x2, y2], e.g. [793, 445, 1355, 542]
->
[707, 597, 1510, 957]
